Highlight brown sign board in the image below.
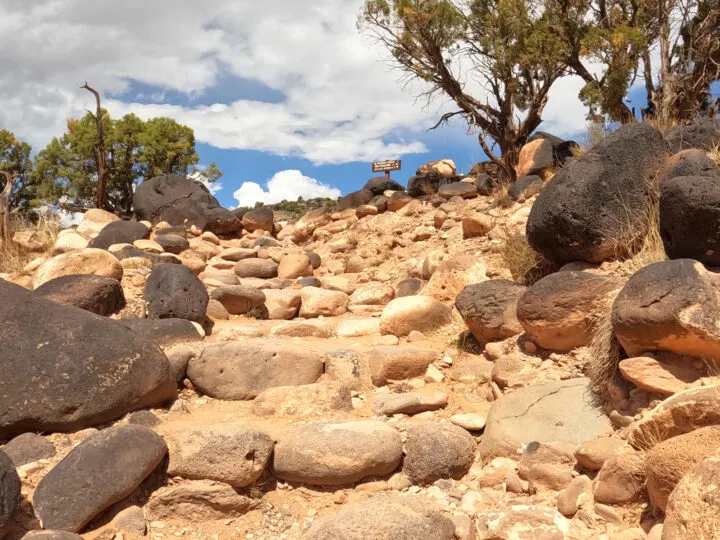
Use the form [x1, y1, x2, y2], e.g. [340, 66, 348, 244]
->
[372, 159, 401, 173]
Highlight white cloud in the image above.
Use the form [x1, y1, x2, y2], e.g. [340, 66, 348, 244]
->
[189, 170, 224, 196]
[233, 170, 341, 208]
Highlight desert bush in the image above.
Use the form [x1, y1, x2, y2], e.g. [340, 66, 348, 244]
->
[499, 224, 556, 285]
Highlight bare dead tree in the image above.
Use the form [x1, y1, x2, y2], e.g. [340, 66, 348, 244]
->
[0, 171, 18, 245]
[81, 82, 109, 210]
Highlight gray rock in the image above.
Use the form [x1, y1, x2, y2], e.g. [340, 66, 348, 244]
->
[34, 275, 125, 316]
[117, 317, 202, 347]
[371, 392, 448, 416]
[89, 221, 150, 250]
[33, 425, 167, 532]
[154, 234, 189, 254]
[234, 258, 278, 279]
[438, 182, 477, 199]
[144, 264, 209, 323]
[396, 278, 422, 297]
[127, 410, 162, 428]
[0, 451, 20, 536]
[108, 505, 146, 536]
[1, 433, 56, 466]
[209, 286, 265, 315]
[164, 343, 195, 382]
[324, 350, 373, 391]
[403, 422, 476, 485]
[664, 118, 720, 153]
[455, 279, 525, 345]
[508, 175, 543, 201]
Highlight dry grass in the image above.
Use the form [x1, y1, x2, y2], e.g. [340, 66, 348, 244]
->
[581, 122, 613, 151]
[708, 143, 720, 166]
[499, 224, 556, 285]
[643, 112, 679, 135]
[587, 307, 624, 408]
[631, 421, 671, 452]
[491, 181, 514, 209]
[625, 192, 667, 271]
[0, 216, 59, 274]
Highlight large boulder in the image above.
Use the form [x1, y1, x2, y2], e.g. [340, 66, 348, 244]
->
[76, 209, 120, 238]
[0, 280, 176, 439]
[660, 174, 720, 265]
[144, 264, 209, 323]
[526, 123, 670, 264]
[508, 174, 543, 202]
[134, 175, 241, 233]
[364, 176, 404, 195]
[407, 173, 459, 198]
[34, 275, 126, 316]
[479, 378, 611, 459]
[417, 159, 456, 177]
[516, 138, 554, 178]
[187, 340, 323, 400]
[403, 422, 476, 485]
[154, 234, 190, 254]
[0, 451, 20, 537]
[657, 149, 719, 185]
[337, 189, 374, 210]
[241, 206, 274, 233]
[664, 118, 720, 153]
[88, 221, 150, 250]
[438, 182, 477, 199]
[612, 259, 720, 359]
[273, 420, 403, 485]
[301, 496, 455, 540]
[455, 279, 525, 344]
[33, 425, 167, 532]
[33, 248, 123, 289]
[517, 271, 624, 351]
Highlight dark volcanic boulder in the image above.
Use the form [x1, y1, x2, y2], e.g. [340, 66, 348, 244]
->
[455, 280, 526, 345]
[33, 425, 167, 533]
[0, 451, 20, 536]
[89, 221, 150, 250]
[665, 118, 720, 153]
[474, 174, 498, 196]
[134, 175, 241, 234]
[657, 149, 719, 185]
[407, 173, 459, 197]
[0, 280, 176, 440]
[660, 175, 720, 265]
[438, 182, 478, 199]
[370, 195, 389, 213]
[144, 264, 209, 323]
[241, 207, 274, 233]
[34, 275, 126, 316]
[338, 188, 374, 210]
[612, 259, 720, 359]
[154, 234, 190, 254]
[526, 123, 670, 264]
[508, 175, 543, 202]
[364, 176, 404, 195]
[117, 318, 202, 347]
[110, 245, 180, 266]
[1, 433, 56, 466]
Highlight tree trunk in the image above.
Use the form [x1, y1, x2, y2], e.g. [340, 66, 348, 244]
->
[0, 172, 17, 245]
[81, 83, 109, 211]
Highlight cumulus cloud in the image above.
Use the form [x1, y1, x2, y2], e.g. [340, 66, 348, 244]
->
[233, 170, 341, 208]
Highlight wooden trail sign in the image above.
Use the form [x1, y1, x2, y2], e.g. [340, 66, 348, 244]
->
[372, 159, 401, 180]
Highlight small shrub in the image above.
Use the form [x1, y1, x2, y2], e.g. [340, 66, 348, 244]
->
[708, 143, 720, 167]
[0, 215, 58, 274]
[586, 307, 624, 408]
[499, 225, 556, 285]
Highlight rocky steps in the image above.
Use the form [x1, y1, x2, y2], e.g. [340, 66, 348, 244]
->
[1, 120, 720, 539]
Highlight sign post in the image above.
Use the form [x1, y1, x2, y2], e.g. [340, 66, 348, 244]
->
[372, 159, 401, 181]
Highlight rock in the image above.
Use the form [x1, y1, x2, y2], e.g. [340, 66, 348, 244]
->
[164, 344, 195, 382]
[474, 174, 498, 196]
[205, 298, 230, 320]
[518, 442, 575, 491]
[372, 391, 447, 416]
[396, 278, 422, 297]
[462, 212, 492, 238]
[209, 286, 265, 315]
[76, 209, 120, 238]
[34, 275, 125, 316]
[33, 248, 123, 289]
[234, 258, 278, 279]
[271, 320, 333, 338]
[368, 347, 437, 386]
[1, 433, 56, 466]
[574, 437, 630, 471]
[476, 505, 569, 539]
[455, 280, 525, 345]
[253, 381, 352, 417]
[517, 271, 623, 351]
[379, 296, 452, 337]
[298, 276, 322, 288]
[627, 385, 720, 449]
[350, 282, 395, 306]
[508, 175, 543, 202]
[664, 117, 720, 153]
[356, 204, 378, 218]
[89, 221, 151, 252]
[660, 174, 720, 265]
[262, 289, 301, 319]
[450, 413, 486, 431]
[154, 234, 189, 254]
[145, 480, 255, 521]
[13, 229, 51, 252]
[612, 259, 720, 358]
[117, 317, 202, 347]
[417, 159, 456, 177]
[517, 138, 554, 178]
[274, 421, 403, 485]
[301, 495, 455, 540]
[21, 531, 83, 539]
[407, 173, 460, 197]
[0, 280, 176, 439]
[438, 182, 477, 199]
[593, 452, 646, 504]
[325, 349, 373, 391]
[387, 191, 412, 211]
[187, 340, 323, 400]
[619, 356, 699, 396]
[144, 264, 209, 323]
[219, 247, 256, 262]
[132, 238, 163, 252]
[479, 378, 612, 459]
[134, 175, 240, 233]
[663, 452, 720, 540]
[337, 318, 381, 337]
[33, 425, 167, 532]
[527, 123, 670, 264]
[364, 176, 404, 195]
[421, 254, 487, 302]
[299, 287, 349, 318]
[127, 410, 161, 427]
[657, 148, 720, 184]
[0, 451, 20, 535]
[403, 422, 476, 485]
[201, 267, 239, 286]
[277, 254, 313, 280]
[646, 425, 720, 511]
[53, 229, 89, 253]
[108, 505, 146, 536]
[338, 188, 374, 210]
[167, 425, 273, 487]
[558, 475, 592, 517]
[291, 209, 332, 243]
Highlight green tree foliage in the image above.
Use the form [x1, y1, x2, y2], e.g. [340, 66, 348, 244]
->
[361, 0, 570, 181]
[0, 130, 35, 211]
[31, 112, 221, 214]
